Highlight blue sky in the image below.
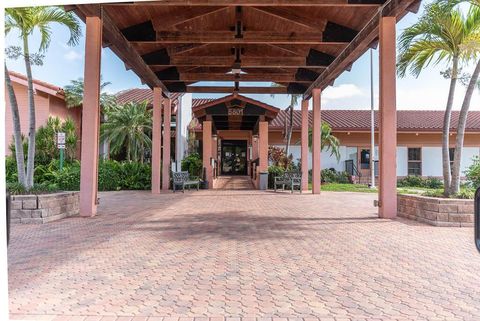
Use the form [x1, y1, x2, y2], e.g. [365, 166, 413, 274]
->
[5, 1, 480, 111]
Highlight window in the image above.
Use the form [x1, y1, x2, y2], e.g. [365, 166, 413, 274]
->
[408, 148, 422, 176]
[360, 149, 370, 169]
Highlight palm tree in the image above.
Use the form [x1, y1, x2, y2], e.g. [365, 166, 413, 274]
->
[5, 64, 27, 186]
[397, 3, 479, 197]
[5, 6, 81, 189]
[307, 122, 341, 161]
[101, 101, 152, 163]
[270, 83, 301, 157]
[437, 2, 480, 194]
[64, 78, 116, 109]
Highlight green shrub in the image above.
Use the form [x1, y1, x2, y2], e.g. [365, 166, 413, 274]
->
[423, 177, 443, 189]
[321, 169, 337, 183]
[397, 175, 425, 187]
[466, 156, 480, 189]
[98, 160, 122, 191]
[7, 181, 60, 195]
[321, 169, 350, 184]
[55, 161, 81, 191]
[181, 153, 203, 178]
[118, 161, 151, 190]
[454, 189, 475, 199]
[6, 156, 18, 183]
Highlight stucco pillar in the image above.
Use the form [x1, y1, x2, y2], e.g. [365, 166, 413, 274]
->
[79, 16, 102, 217]
[312, 88, 322, 194]
[203, 120, 213, 189]
[212, 135, 218, 178]
[301, 99, 309, 191]
[151, 88, 162, 194]
[379, 16, 397, 219]
[258, 121, 269, 172]
[162, 98, 172, 190]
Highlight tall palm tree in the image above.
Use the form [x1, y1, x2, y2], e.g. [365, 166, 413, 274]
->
[439, 2, 480, 194]
[307, 122, 341, 161]
[64, 78, 116, 109]
[5, 64, 27, 186]
[101, 101, 153, 163]
[5, 6, 81, 189]
[397, 3, 479, 197]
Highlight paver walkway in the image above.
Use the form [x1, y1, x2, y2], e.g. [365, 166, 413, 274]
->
[8, 190, 480, 321]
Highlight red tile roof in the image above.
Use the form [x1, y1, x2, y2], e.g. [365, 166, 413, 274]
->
[115, 88, 182, 105]
[271, 110, 480, 132]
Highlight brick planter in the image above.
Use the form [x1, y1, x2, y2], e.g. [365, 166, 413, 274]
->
[397, 194, 474, 227]
[10, 192, 79, 224]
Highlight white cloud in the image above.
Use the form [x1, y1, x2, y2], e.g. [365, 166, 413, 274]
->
[64, 50, 82, 61]
[322, 84, 364, 101]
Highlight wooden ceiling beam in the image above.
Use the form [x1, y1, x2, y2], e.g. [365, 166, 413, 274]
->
[186, 86, 288, 94]
[250, 7, 328, 32]
[105, 0, 384, 7]
[161, 73, 312, 83]
[151, 6, 228, 30]
[132, 31, 348, 44]
[149, 56, 329, 68]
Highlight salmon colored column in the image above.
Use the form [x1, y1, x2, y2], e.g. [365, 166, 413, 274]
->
[301, 99, 309, 191]
[312, 88, 322, 194]
[379, 16, 397, 219]
[258, 121, 269, 172]
[151, 88, 162, 194]
[162, 98, 172, 190]
[79, 16, 102, 217]
[203, 120, 213, 189]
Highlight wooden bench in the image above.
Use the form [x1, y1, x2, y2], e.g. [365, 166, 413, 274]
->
[274, 171, 302, 193]
[172, 171, 200, 193]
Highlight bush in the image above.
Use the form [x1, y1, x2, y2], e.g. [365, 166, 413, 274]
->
[321, 169, 350, 184]
[6, 156, 18, 183]
[423, 177, 443, 189]
[181, 153, 203, 178]
[455, 189, 474, 199]
[7, 181, 60, 195]
[397, 175, 425, 187]
[466, 156, 480, 189]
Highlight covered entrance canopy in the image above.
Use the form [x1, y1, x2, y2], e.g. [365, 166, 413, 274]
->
[70, 0, 421, 219]
[192, 94, 279, 185]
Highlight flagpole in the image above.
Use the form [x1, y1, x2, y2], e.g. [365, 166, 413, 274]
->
[370, 49, 376, 188]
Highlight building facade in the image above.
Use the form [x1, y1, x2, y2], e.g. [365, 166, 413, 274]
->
[4, 71, 82, 155]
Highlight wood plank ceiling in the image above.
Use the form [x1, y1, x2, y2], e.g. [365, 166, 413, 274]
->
[72, 0, 420, 98]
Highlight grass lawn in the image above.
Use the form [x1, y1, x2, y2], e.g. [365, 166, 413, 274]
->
[307, 183, 443, 195]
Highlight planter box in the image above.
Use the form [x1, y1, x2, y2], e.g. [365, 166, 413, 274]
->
[397, 194, 474, 227]
[10, 192, 79, 224]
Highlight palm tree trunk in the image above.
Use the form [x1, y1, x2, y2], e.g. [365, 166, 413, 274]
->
[442, 57, 459, 197]
[450, 59, 480, 195]
[5, 64, 27, 186]
[126, 139, 131, 162]
[140, 139, 144, 164]
[23, 35, 36, 189]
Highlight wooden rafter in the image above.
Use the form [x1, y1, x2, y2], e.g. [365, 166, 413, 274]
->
[187, 86, 287, 94]
[161, 73, 312, 83]
[151, 6, 228, 30]
[134, 31, 345, 44]
[249, 7, 327, 31]
[105, 0, 385, 7]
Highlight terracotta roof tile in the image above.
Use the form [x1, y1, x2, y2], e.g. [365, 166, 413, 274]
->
[270, 110, 480, 132]
[115, 88, 182, 105]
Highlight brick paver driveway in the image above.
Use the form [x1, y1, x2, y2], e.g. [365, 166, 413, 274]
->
[8, 190, 480, 321]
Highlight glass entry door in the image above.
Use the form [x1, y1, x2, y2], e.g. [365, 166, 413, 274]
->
[221, 140, 248, 175]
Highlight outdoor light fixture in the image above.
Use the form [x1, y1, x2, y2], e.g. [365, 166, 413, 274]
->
[253, 135, 259, 142]
[231, 61, 242, 74]
[213, 135, 218, 140]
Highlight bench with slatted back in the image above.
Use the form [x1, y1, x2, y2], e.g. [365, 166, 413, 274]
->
[172, 171, 200, 193]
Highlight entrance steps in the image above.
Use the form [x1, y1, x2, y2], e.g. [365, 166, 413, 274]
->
[214, 176, 254, 190]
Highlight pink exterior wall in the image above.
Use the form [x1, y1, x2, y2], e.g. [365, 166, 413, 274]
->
[5, 82, 49, 154]
[5, 80, 81, 155]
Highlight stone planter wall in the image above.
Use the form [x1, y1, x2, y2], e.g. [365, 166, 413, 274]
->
[10, 192, 79, 224]
[397, 194, 474, 227]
